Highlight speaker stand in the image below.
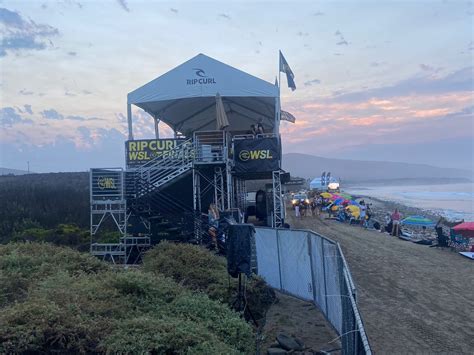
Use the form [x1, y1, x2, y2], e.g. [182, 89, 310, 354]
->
[232, 273, 258, 327]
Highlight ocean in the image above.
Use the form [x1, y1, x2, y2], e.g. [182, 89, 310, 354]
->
[345, 182, 474, 222]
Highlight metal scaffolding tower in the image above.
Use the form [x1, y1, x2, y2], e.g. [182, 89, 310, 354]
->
[272, 170, 284, 228]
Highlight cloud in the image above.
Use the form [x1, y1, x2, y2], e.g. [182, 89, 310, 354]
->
[19, 88, 34, 95]
[170, 8, 178, 13]
[332, 67, 474, 103]
[41, 108, 64, 120]
[304, 79, 321, 86]
[218, 13, 231, 19]
[334, 29, 349, 46]
[1, 107, 33, 126]
[0, 8, 60, 57]
[82, 90, 92, 95]
[297, 31, 309, 37]
[67, 51, 77, 56]
[116, 0, 130, 12]
[66, 115, 87, 121]
[313, 11, 324, 16]
[370, 61, 385, 67]
[24, 104, 33, 114]
[419, 63, 443, 73]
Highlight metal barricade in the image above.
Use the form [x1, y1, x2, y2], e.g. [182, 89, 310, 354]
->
[254, 227, 372, 355]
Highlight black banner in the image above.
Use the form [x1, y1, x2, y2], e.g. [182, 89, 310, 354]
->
[91, 169, 121, 197]
[234, 137, 280, 173]
[125, 139, 185, 166]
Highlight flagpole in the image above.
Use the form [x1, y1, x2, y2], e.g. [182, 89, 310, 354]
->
[277, 51, 281, 135]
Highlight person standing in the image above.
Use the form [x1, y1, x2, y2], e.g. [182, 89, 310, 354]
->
[208, 203, 220, 250]
[359, 201, 367, 227]
[391, 208, 401, 237]
[295, 203, 301, 218]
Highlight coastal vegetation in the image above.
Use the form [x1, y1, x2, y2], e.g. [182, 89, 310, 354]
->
[0, 243, 256, 353]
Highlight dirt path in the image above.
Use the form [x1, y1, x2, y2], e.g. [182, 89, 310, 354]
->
[288, 213, 474, 354]
[261, 291, 341, 354]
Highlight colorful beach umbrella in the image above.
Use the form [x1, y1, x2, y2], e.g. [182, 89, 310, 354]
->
[320, 192, 332, 198]
[339, 193, 353, 200]
[401, 216, 435, 227]
[452, 222, 474, 238]
[345, 205, 360, 218]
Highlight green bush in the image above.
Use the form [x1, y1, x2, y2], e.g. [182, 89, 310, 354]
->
[0, 243, 254, 354]
[0, 242, 108, 307]
[143, 242, 275, 320]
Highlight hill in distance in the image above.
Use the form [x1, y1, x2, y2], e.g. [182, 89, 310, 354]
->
[282, 153, 473, 183]
[0, 167, 31, 176]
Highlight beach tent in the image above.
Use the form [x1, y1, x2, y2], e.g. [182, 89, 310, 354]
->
[452, 222, 474, 238]
[127, 53, 280, 139]
[401, 216, 436, 227]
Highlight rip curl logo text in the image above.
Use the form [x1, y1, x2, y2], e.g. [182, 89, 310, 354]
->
[238, 150, 273, 161]
[186, 68, 216, 85]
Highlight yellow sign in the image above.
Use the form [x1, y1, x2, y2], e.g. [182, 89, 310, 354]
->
[97, 176, 116, 190]
[238, 149, 273, 161]
[126, 139, 186, 166]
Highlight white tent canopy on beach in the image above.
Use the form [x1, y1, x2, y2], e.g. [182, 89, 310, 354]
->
[127, 53, 280, 139]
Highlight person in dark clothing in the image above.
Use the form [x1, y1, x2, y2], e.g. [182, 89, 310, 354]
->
[250, 124, 257, 135]
[256, 122, 264, 134]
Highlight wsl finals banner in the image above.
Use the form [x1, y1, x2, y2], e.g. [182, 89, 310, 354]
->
[125, 139, 186, 166]
[233, 137, 281, 174]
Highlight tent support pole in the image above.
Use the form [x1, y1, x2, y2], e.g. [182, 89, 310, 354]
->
[127, 103, 133, 140]
[154, 116, 160, 139]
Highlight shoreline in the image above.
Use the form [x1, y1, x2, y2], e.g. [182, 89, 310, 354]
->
[345, 191, 470, 224]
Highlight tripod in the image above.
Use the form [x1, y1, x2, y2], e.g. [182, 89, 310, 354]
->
[231, 273, 258, 327]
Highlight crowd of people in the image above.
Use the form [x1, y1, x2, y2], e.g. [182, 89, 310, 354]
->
[291, 191, 404, 237]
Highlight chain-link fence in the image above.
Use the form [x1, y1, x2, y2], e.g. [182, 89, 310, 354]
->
[254, 227, 371, 355]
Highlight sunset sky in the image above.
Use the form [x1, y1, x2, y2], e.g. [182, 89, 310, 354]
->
[1, 0, 473, 172]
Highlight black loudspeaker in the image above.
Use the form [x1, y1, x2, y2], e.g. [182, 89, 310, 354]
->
[227, 224, 256, 278]
[281, 172, 291, 183]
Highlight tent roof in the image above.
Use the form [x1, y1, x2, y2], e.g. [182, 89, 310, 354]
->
[127, 54, 279, 136]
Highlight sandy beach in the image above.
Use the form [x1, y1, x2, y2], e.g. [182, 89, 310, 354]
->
[286, 204, 474, 354]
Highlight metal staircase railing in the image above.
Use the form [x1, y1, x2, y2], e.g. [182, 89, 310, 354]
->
[131, 138, 194, 198]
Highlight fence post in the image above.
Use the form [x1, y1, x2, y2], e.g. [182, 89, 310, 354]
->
[276, 229, 283, 290]
[321, 237, 329, 317]
[307, 233, 317, 303]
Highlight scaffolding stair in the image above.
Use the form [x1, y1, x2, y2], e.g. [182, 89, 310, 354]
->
[130, 138, 194, 199]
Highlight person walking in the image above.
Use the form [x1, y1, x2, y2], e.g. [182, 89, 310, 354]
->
[208, 203, 220, 250]
[295, 203, 301, 218]
[391, 208, 401, 237]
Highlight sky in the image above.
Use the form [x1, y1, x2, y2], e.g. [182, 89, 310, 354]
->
[0, 0, 473, 173]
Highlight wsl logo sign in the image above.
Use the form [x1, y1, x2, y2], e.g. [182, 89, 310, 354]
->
[238, 149, 273, 161]
[186, 68, 216, 85]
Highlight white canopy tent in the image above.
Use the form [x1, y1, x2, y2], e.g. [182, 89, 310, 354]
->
[127, 53, 280, 139]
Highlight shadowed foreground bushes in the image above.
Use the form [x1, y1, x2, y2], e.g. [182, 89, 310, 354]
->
[0, 243, 254, 354]
[142, 242, 275, 320]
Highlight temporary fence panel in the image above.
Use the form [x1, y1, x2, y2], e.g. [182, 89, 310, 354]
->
[254, 228, 281, 289]
[254, 227, 372, 355]
[322, 239, 343, 334]
[278, 229, 313, 300]
[308, 234, 325, 312]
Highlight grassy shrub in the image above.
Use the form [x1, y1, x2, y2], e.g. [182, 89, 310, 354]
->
[143, 242, 275, 320]
[0, 243, 254, 354]
[0, 242, 108, 307]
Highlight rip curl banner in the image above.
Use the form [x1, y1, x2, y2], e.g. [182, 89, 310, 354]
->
[125, 139, 186, 167]
[233, 137, 281, 173]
